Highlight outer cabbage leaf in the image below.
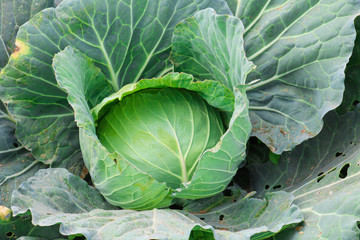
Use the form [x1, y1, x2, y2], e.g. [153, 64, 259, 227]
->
[93, 73, 235, 118]
[11, 168, 216, 240]
[184, 186, 303, 239]
[0, 101, 44, 207]
[0, 0, 56, 69]
[171, 8, 255, 90]
[0, 0, 231, 166]
[0, 97, 83, 207]
[246, 107, 360, 239]
[337, 16, 360, 114]
[224, 0, 360, 153]
[0, 1, 70, 208]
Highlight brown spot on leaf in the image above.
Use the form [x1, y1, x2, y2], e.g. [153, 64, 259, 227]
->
[217, 228, 229, 231]
[295, 226, 303, 231]
[11, 40, 30, 59]
[286, 178, 292, 186]
[280, 129, 288, 136]
[80, 167, 89, 179]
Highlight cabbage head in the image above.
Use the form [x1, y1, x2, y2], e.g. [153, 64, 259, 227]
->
[96, 88, 224, 189]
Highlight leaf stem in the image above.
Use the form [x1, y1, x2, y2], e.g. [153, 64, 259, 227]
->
[155, 65, 174, 79]
[0, 36, 10, 58]
[0, 146, 25, 154]
[0, 160, 40, 186]
[244, 0, 271, 33]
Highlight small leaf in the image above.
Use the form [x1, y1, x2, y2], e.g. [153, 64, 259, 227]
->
[269, 152, 280, 165]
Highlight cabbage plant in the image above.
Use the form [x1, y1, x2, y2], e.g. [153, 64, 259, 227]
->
[0, 0, 360, 239]
[53, 52, 252, 208]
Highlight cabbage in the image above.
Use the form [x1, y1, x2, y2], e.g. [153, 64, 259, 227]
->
[97, 88, 224, 189]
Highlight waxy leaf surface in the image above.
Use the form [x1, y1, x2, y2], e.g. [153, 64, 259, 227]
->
[11, 168, 303, 240]
[11, 168, 215, 240]
[184, 186, 303, 240]
[0, 0, 57, 69]
[246, 107, 360, 239]
[0, 101, 43, 207]
[0, 0, 231, 167]
[227, 0, 360, 153]
[171, 8, 255, 89]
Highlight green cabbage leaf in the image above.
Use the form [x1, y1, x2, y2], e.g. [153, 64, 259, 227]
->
[246, 105, 360, 239]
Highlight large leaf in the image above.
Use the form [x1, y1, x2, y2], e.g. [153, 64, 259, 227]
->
[171, 8, 255, 89]
[0, 98, 82, 206]
[11, 168, 216, 240]
[337, 16, 360, 114]
[11, 168, 302, 240]
[184, 186, 303, 240]
[0, 1, 65, 203]
[225, 0, 360, 153]
[0, 0, 57, 69]
[0, 100, 44, 207]
[0, 0, 231, 166]
[246, 107, 360, 239]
